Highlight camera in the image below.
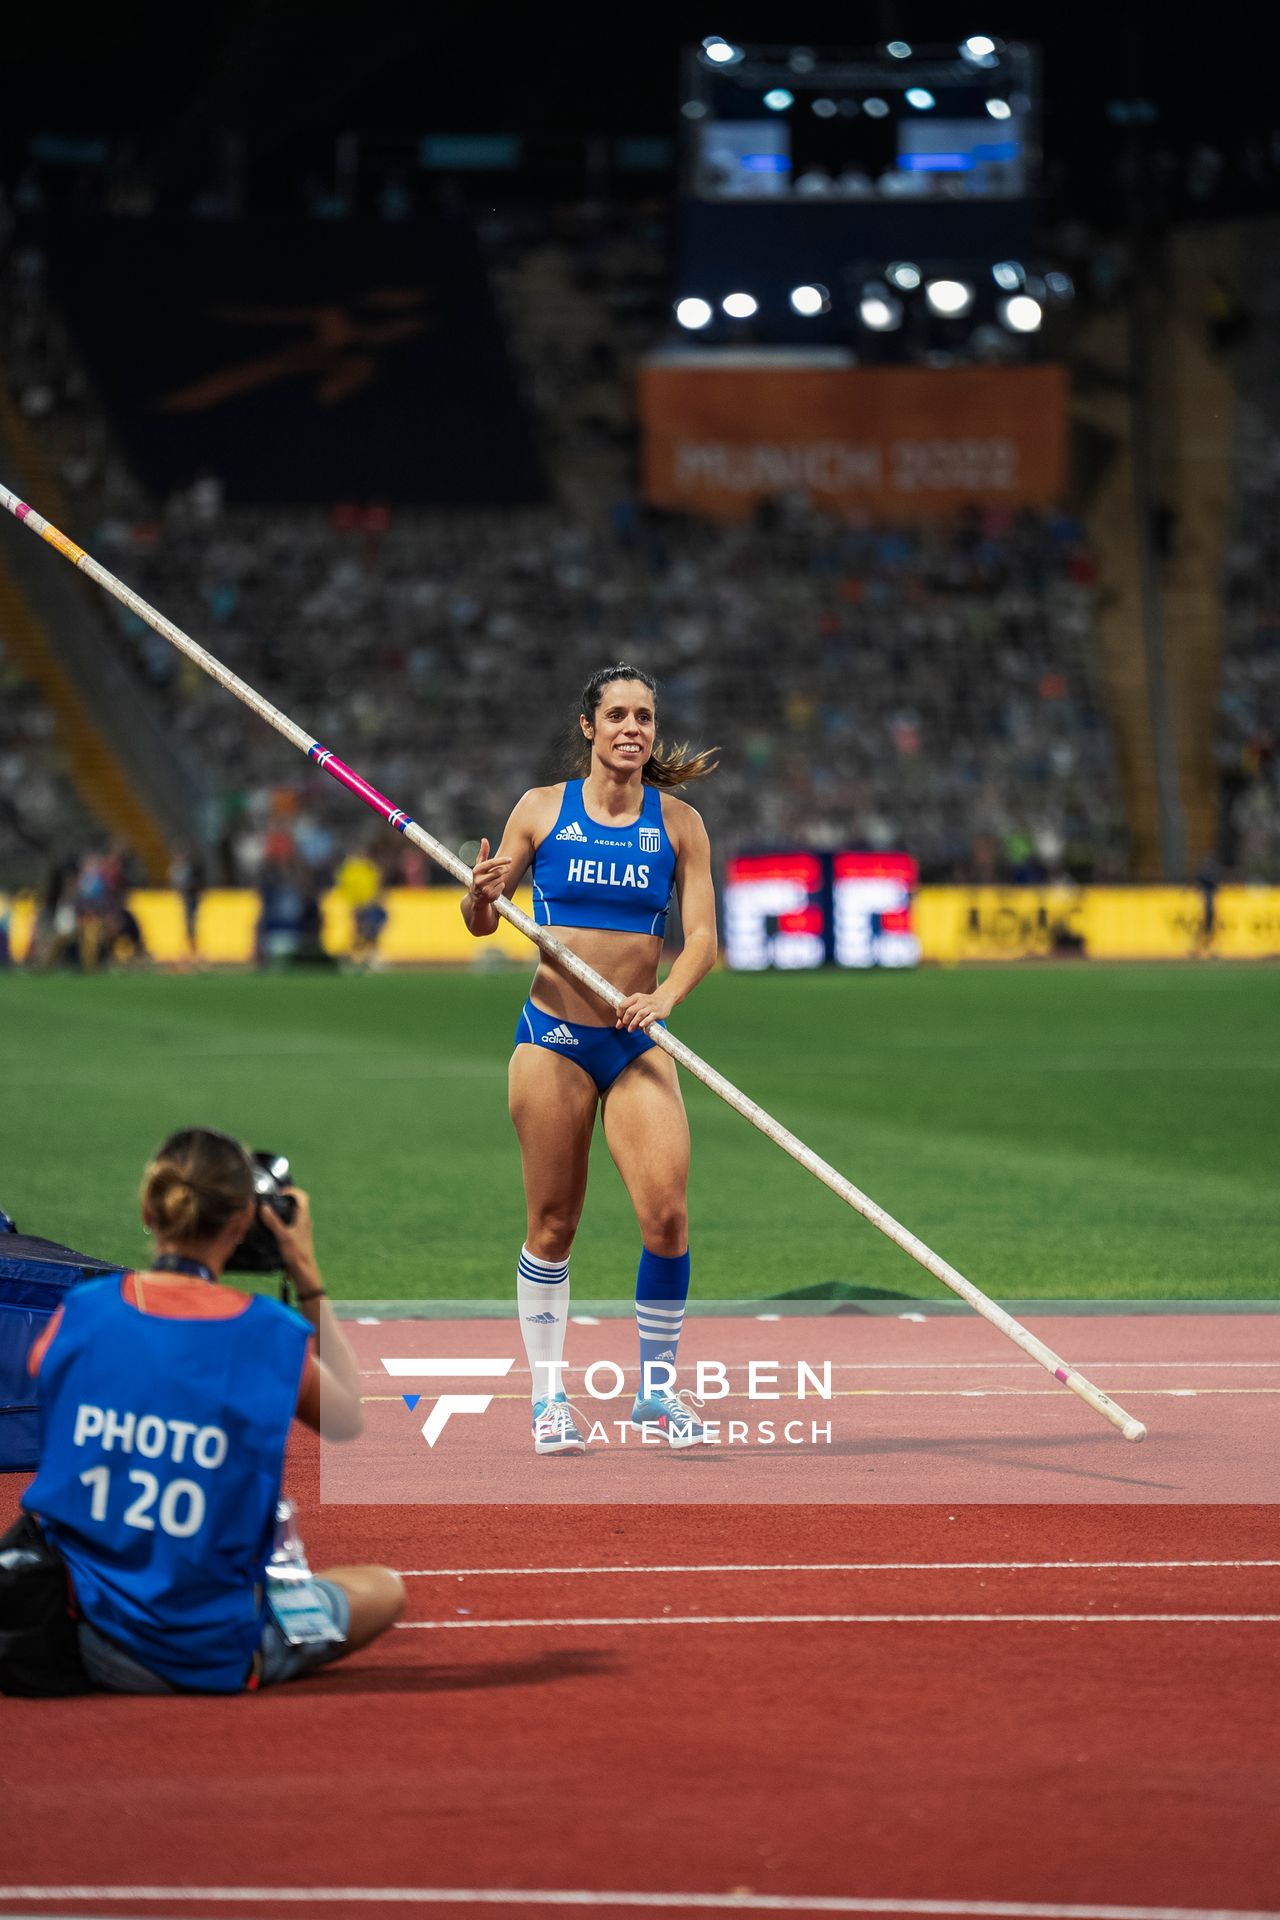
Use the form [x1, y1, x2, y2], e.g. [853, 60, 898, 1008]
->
[225, 1152, 298, 1274]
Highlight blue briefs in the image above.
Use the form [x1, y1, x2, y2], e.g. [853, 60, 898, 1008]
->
[514, 998, 659, 1094]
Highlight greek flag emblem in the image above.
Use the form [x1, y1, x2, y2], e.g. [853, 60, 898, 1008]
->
[638, 826, 661, 853]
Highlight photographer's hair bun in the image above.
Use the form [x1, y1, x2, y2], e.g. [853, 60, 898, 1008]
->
[141, 1128, 255, 1246]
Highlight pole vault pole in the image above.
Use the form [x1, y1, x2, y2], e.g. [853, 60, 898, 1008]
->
[0, 483, 1147, 1442]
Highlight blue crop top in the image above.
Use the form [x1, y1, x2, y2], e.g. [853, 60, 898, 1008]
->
[531, 781, 676, 936]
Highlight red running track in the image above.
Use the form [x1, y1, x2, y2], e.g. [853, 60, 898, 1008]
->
[1, 1310, 1278, 1919]
[1, 1480, 1278, 1919]
[328, 1311, 1280, 1504]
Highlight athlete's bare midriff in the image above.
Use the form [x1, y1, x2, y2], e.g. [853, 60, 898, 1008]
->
[530, 925, 664, 1026]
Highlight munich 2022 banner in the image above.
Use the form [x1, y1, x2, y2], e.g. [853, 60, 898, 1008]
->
[639, 362, 1065, 521]
[49, 219, 546, 506]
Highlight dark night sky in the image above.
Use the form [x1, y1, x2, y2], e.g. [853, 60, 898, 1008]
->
[3, 2, 1269, 207]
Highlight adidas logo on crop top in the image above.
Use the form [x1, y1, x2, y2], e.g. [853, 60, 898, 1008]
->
[532, 780, 676, 937]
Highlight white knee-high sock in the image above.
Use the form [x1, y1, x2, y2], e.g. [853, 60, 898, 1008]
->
[517, 1245, 570, 1404]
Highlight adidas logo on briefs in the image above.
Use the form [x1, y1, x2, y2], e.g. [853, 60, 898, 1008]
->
[524, 1311, 559, 1324]
[540, 1023, 579, 1047]
[555, 820, 588, 842]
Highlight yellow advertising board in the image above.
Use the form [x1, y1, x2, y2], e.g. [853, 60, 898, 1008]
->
[3, 888, 539, 968]
[914, 886, 1280, 962]
[3, 884, 1279, 966]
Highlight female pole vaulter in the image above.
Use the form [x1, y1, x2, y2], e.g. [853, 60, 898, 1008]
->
[462, 664, 718, 1455]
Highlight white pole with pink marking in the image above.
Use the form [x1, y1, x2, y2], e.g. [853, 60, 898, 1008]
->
[0, 482, 1147, 1442]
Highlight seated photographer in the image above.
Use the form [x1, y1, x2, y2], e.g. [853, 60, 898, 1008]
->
[20, 1127, 404, 1694]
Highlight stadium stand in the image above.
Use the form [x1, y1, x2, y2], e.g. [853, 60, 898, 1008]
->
[1217, 226, 1280, 880]
[83, 498, 1127, 887]
[0, 648, 95, 887]
[481, 201, 668, 505]
[2, 201, 1126, 892]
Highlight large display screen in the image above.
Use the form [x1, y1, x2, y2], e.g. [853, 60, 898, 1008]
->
[724, 850, 920, 970]
[684, 43, 1035, 203]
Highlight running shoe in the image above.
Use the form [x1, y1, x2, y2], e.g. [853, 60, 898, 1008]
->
[532, 1394, 587, 1455]
[630, 1386, 709, 1448]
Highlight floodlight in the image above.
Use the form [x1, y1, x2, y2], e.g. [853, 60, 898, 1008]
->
[925, 278, 974, 316]
[789, 284, 830, 316]
[1000, 294, 1043, 332]
[860, 285, 904, 331]
[674, 297, 713, 330]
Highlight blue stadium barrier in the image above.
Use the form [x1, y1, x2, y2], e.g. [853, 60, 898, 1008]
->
[0, 1213, 122, 1471]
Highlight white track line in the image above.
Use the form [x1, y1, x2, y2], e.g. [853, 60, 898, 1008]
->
[4, 1893, 1279, 1920]
[395, 1613, 1280, 1630]
[840, 1361, 1280, 1371]
[359, 1362, 1280, 1375]
[398, 1561, 1280, 1577]
[363, 1388, 1275, 1405]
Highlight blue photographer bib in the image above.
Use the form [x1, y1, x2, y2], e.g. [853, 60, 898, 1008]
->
[24, 1276, 310, 1692]
[531, 781, 676, 936]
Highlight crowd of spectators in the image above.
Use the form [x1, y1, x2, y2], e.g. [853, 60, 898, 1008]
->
[0, 659, 94, 888]
[1, 844, 147, 970]
[1210, 224, 1280, 884]
[1, 193, 1127, 897]
[0, 226, 140, 523]
[87, 493, 1126, 889]
[1218, 427, 1280, 880]
[481, 201, 667, 490]
[0, 228, 147, 890]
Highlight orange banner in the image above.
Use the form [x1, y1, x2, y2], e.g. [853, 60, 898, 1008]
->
[639, 361, 1066, 521]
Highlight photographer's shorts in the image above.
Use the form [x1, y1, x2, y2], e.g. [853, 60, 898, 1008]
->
[76, 1576, 352, 1693]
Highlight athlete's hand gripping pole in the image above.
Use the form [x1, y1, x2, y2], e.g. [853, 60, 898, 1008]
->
[0, 483, 1146, 1443]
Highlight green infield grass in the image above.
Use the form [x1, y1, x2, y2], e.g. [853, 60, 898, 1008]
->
[0, 963, 1274, 1302]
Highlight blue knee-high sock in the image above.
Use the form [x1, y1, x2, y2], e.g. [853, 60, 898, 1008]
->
[635, 1246, 691, 1399]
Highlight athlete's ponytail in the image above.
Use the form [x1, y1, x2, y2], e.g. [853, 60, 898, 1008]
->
[641, 741, 720, 788]
[573, 662, 718, 788]
[141, 1127, 256, 1245]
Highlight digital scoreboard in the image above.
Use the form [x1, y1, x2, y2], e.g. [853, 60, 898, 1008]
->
[832, 852, 920, 968]
[722, 852, 827, 971]
[724, 851, 920, 970]
[683, 41, 1036, 203]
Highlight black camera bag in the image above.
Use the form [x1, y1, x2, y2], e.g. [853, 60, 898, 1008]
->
[0, 1510, 93, 1696]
